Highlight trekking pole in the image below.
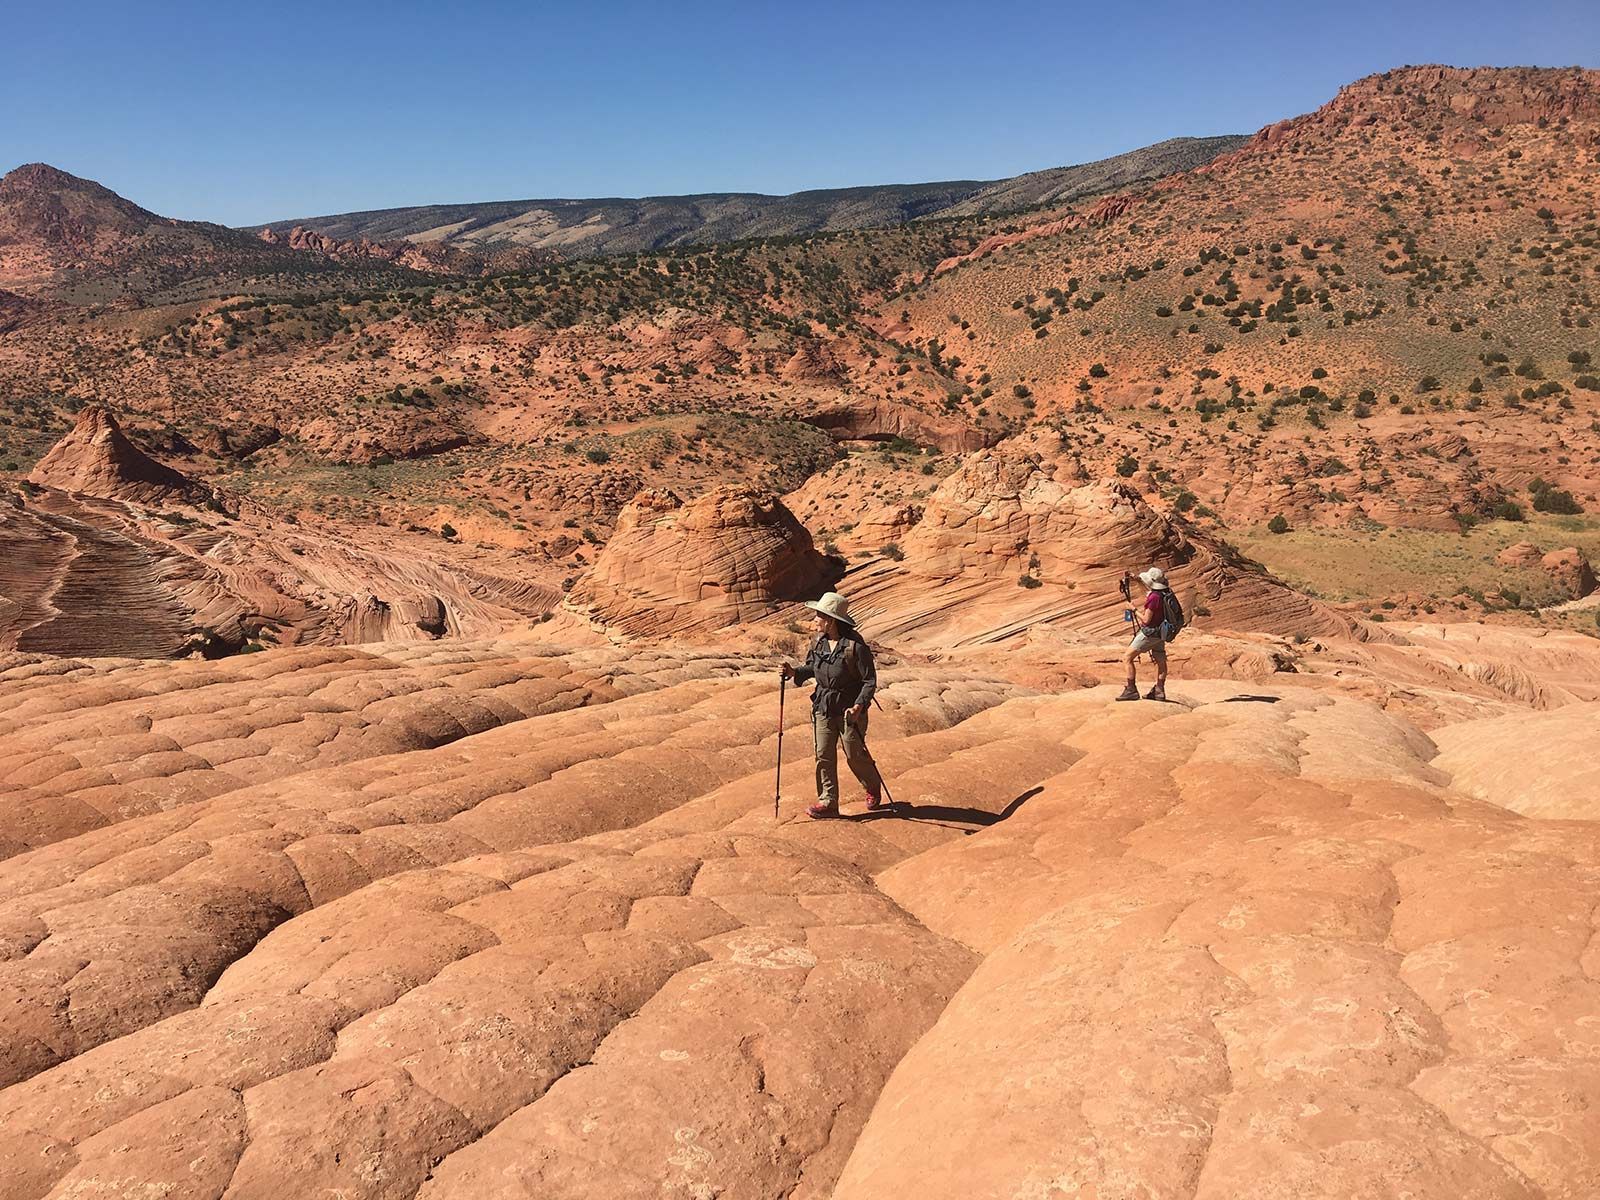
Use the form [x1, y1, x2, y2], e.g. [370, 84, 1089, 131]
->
[774, 672, 786, 822]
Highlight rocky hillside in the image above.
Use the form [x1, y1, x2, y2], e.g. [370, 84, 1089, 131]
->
[248, 136, 1246, 257]
[1, 66, 1596, 632]
[0, 164, 467, 303]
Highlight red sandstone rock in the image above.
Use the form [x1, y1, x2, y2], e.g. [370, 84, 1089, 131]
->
[1540, 547, 1597, 598]
[27, 404, 203, 505]
[568, 485, 841, 635]
[1496, 541, 1543, 567]
[795, 396, 995, 454]
[839, 436, 1354, 649]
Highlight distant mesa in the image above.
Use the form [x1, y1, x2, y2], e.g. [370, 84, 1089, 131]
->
[0, 162, 289, 297]
[257, 222, 551, 276]
[569, 484, 842, 635]
[243, 136, 1247, 259]
[0, 162, 507, 299]
[29, 404, 205, 505]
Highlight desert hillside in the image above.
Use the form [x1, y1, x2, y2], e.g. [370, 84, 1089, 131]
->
[1, 60, 1600, 1200]
[0, 69, 1594, 640]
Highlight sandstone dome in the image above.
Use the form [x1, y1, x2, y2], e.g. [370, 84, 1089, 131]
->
[568, 484, 842, 635]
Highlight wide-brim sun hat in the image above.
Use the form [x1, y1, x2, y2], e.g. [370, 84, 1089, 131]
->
[1139, 567, 1170, 591]
[804, 591, 856, 627]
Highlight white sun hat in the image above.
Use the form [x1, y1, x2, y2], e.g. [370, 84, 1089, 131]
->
[803, 591, 856, 627]
[1139, 567, 1170, 591]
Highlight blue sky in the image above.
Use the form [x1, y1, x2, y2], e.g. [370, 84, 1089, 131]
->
[4, 0, 1596, 226]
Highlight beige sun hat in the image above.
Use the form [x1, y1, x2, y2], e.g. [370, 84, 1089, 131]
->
[803, 591, 856, 627]
[1139, 567, 1170, 591]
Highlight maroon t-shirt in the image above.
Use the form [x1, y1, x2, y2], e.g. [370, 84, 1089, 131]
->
[1142, 591, 1166, 631]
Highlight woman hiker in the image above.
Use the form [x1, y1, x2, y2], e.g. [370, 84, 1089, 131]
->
[1119, 566, 1170, 702]
[781, 591, 887, 819]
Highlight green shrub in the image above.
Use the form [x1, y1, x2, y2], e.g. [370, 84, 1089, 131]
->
[1491, 500, 1525, 521]
[1267, 513, 1290, 534]
[1116, 454, 1139, 478]
[1533, 487, 1583, 514]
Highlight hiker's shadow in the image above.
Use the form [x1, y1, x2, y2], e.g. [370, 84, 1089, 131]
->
[846, 786, 1043, 834]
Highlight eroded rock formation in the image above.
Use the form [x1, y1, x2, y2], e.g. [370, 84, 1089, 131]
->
[837, 438, 1351, 649]
[28, 404, 203, 505]
[569, 485, 842, 635]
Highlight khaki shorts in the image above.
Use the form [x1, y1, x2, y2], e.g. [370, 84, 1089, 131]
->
[1129, 627, 1167, 662]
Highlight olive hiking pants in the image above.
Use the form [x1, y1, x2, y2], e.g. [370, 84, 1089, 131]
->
[813, 709, 883, 807]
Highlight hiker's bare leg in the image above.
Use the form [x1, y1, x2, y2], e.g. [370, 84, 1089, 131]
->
[1123, 646, 1139, 686]
[1155, 648, 1168, 686]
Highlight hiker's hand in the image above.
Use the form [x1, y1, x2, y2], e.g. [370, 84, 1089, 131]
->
[848, 704, 865, 723]
[780, 663, 793, 680]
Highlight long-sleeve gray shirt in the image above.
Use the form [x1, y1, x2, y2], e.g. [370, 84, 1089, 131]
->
[792, 632, 877, 719]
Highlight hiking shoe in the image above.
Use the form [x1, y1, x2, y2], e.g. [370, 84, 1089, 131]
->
[865, 792, 888, 811]
[1145, 685, 1167, 702]
[1115, 684, 1140, 701]
[807, 802, 841, 820]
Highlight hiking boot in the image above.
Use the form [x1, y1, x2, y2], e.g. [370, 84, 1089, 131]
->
[807, 801, 841, 820]
[1115, 683, 1140, 701]
[1145, 684, 1167, 702]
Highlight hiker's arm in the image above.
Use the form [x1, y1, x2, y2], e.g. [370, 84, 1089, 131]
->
[852, 640, 877, 709]
[791, 643, 817, 685]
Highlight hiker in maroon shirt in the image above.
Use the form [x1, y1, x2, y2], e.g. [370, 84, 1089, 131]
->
[1119, 566, 1171, 702]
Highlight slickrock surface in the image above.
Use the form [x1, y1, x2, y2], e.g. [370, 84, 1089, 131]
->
[840, 683, 1600, 1200]
[27, 404, 203, 505]
[1431, 702, 1600, 818]
[569, 485, 841, 636]
[1364, 623, 1600, 713]
[0, 641, 740, 858]
[0, 639, 1596, 1199]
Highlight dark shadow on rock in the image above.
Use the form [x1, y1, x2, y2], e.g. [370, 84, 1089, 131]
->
[1223, 694, 1282, 704]
[845, 785, 1044, 833]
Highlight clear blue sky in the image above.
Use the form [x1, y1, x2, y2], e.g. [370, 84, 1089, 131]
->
[4, 0, 1596, 226]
